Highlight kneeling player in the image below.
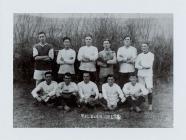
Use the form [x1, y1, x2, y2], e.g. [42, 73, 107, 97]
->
[77, 72, 99, 112]
[100, 74, 126, 111]
[55, 73, 78, 111]
[31, 71, 58, 106]
[122, 74, 148, 113]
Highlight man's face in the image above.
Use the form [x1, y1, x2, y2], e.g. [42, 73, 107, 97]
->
[103, 41, 111, 50]
[129, 76, 137, 85]
[45, 74, 52, 84]
[38, 33, 46, 43]
[83, 73, 90, 83]
[63, 39, 71, 48]
[124, 37, 131, 46]
[85, 36, 92, 46]
[141, 44, 149, 53]
[64, 75, 71, 85]
[107, 77, 114, 86]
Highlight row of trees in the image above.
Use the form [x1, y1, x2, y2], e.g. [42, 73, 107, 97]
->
[13, 14, 173, 83]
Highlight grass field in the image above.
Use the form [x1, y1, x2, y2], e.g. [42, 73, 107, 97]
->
[13, 80, 173, 128]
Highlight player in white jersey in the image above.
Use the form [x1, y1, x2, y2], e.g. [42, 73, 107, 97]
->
[135, 43, 154, 111]
[55, 73, 78, 111]
[117, 35, 137, 88]
[77, 72, 99, 112]
[123, 74, 148, 113]
[56, 37, 76, 82]
[31, 71, 58, 106]
[77, 35, 98, 82]
[100, 74, 126, 110]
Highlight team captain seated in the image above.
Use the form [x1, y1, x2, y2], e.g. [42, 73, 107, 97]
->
[55, 73, 78, 111]
[77, 72, 99, 112]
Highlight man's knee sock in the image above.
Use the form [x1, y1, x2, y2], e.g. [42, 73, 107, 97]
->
[148, 93, 153, 105]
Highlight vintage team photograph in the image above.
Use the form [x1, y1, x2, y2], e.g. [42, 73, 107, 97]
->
[13, 13, 173, 128]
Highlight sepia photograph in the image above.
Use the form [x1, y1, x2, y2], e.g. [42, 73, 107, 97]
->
[13, 13, 173, 128]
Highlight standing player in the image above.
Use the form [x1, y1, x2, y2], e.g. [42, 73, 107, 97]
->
[123, 74, 148, 113]
[97, 39, 117, 91]
[117, 35, 137, 87]
[77, 35, 98, 82]
[77, 72, 99, 112]
[56, 37, 76, 82]
[101, 74, 126, 111]
[31, 72, 58, 106]
[33, 32, 54, 86]
[135, 43, 154, 111]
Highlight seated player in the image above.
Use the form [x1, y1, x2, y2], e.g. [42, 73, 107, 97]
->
[55, 73, 78, 111]
[100, 74, 126, 111]
[135, 43, 154, 111]
[77, 72, 99, 112]
[31, 71, 58, 106]
[97, 39, 117, 91]
[122, 74, 148, 113]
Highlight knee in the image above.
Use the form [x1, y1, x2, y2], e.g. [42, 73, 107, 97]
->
[139, 96, 145, 102]
[108, 104, 117, 110]
[98, 93, 103, 99]
[147, 88, 153, 93]
[99, 98, 107, 106]
[126, 96, 132, 101]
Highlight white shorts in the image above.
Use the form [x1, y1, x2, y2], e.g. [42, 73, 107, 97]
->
[138, 75, 153, 89]
[33, 70, 50, 80]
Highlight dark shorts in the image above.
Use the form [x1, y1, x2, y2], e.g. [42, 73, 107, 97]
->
[117, 72, 135, 88]
[56, 92, 78, 107]
[126, 96, 145, 107]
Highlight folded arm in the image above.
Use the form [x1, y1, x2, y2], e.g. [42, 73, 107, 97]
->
[64, 51, 76, 64]
[117, 49, 127, 63]
[107, 52, 117, 64]
[56, 51, 64, 65]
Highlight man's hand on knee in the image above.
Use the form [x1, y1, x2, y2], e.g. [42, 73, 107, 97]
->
[35, 96, 42, 102]
[148, 88, 153, 93]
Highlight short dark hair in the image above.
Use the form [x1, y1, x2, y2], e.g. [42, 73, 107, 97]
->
[45, 71, 52, 76]
[142, 42, 150, 46]
[107, 74, 115, 79]
[64, 72, 72, 78]
[38, 31, 46, 36]
[85, 34, 93, 39]
[103, 38, 111, 44]
[123, 35, 131, 40]
[63, 37, 71, 42]
[129, 73, 137, 78]
[83, 72, 90, 76]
